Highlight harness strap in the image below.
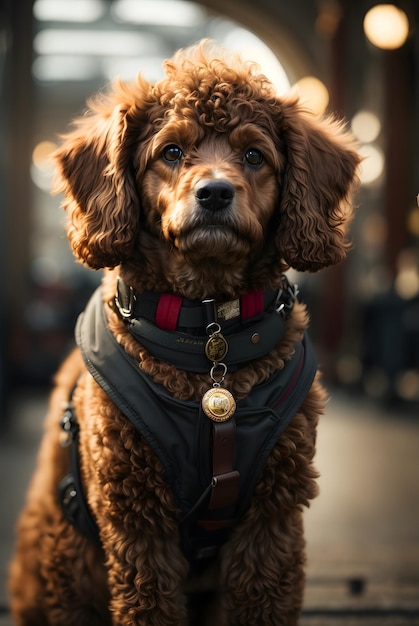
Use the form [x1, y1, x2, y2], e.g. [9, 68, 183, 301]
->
[58, 403, 101, 547]
[209, 419, 240, 511]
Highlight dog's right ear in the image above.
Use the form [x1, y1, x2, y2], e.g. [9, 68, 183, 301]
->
[53, 77, 152, 269]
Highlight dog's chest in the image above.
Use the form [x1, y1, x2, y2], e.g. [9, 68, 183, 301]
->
[75, 287, 317, 527]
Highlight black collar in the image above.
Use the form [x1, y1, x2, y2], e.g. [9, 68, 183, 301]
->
[113, 276, 299, 373]
[115, 278, 279, 330]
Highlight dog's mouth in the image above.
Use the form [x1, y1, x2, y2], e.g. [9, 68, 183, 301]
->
[172, 224, 254, 264]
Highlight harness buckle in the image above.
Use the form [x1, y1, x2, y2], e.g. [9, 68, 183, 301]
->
[115, 276, 135, 319]
[59, 403, 78, 447]
[275, 276, 299, 319]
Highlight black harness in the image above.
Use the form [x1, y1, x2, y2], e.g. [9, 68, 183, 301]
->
[58, 279, 317, 563]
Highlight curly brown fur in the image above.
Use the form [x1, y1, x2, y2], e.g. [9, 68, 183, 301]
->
[9, 40, 360, 625]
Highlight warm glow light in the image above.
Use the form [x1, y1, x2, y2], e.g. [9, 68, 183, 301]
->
[395, 370, 419, 401]
[407, 207, 419, 237]
[31, 140, 57, 190]
[32, 140, 57, 168]
[363, 4, 409, 50]
[359, 144, 384, 185]
[395, 268, 419, 299]
[351, 110, 381, 143]
[291, 76, 329, 115]
[395, 250, 419, 299]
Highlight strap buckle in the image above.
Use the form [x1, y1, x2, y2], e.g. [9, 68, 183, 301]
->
[59, 403, 78, 447]
[115, 276, 135, 319]
[275, 275, 299, 318]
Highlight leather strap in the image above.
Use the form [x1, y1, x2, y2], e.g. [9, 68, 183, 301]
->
[208, 419, 240, 511]
[58, 404, 101, 547]
[196, 518, 235, 532]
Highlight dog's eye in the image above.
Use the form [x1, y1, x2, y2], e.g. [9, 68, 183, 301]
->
[244, 149, 264, 166]
[162, 145, 183, 163]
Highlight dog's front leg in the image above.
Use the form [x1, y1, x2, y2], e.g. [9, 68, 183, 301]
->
[219, 507, 306, 626]
[218, 408, 320, 626]
[87, 406, 190, 626]
[102, 529, 189, 626]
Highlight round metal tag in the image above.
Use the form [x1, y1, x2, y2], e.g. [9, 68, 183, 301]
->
[205, 334, 228, 362]
[202, 387, 236, 422]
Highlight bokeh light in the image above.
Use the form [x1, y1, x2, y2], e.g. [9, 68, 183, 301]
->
[31, 140, 57, 191]
[358, 144, 384, 185]
[351, 110, 381, 143]
[407, 207, 419, 237]
[395, 250, 419, 299]
[395, 370, 419, 402]
[291, 76, 329, 115]
[363, 4, 409, 50]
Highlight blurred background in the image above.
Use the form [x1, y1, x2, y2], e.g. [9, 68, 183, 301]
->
[0, 0, 418, 623]
[1, 0, 419, 409]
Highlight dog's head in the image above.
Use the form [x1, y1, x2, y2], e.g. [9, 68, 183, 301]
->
[54, 40, 360, 293]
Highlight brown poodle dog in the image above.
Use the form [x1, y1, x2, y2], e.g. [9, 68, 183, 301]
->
[9, 41, 360, 626]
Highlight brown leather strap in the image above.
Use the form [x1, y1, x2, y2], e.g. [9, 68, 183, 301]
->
[208, 419, 240, 511]
[197, 518, 235, 532]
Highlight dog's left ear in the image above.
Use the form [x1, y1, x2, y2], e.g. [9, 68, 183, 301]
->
[53, 79, 151, 269]
[275, 98, 361, 272]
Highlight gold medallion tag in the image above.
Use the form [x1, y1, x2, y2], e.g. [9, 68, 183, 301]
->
[202, 387, 236, 422]
[205, 333, 228, 362]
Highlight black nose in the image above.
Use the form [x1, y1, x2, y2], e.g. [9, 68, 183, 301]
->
[194, 180, 235, 212]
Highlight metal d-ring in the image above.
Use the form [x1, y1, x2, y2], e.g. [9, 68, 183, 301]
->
[206, 322, 221, 336]
[210, 362, 227, 385]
